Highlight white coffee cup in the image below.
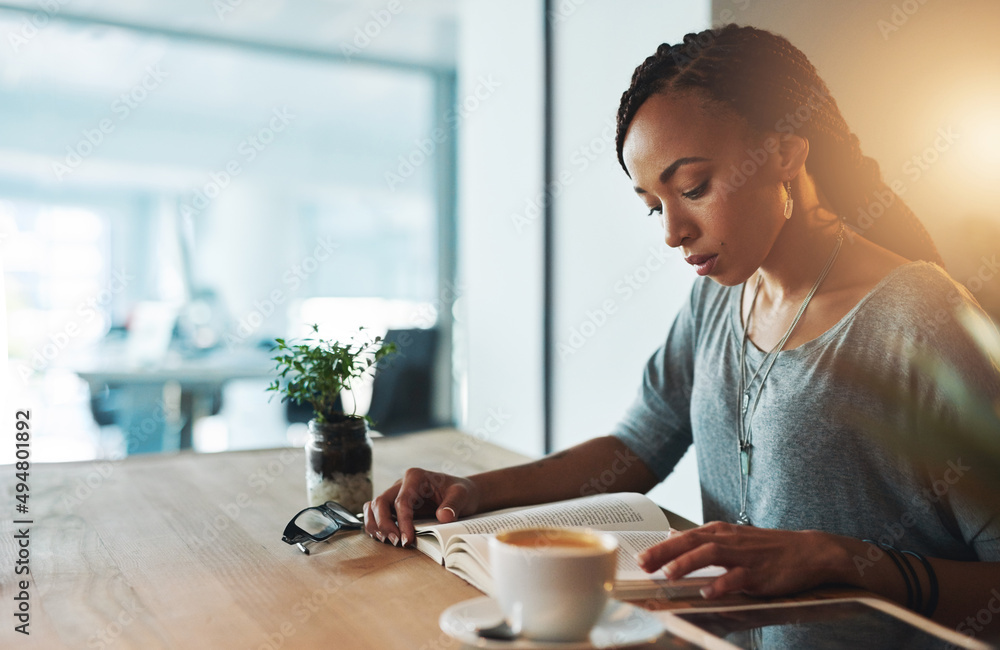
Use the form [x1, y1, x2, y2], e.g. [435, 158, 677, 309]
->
[489, 527, 618, 641]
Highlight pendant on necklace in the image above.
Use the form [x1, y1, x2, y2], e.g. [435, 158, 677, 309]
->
[737, 512, 751, 526]
[739, 441, 752, 477]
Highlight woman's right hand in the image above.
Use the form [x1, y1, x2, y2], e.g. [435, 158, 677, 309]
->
[363, 468, 480, 548]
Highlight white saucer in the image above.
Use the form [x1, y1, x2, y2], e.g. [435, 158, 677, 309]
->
[439, 596, 663, 649]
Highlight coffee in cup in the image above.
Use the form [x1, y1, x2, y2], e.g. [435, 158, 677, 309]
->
[489, 527, 618, 641]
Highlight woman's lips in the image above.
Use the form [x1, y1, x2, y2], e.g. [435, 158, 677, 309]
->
[685, 254, 718, 276]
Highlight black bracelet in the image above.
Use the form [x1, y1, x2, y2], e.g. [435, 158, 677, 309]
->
[886, 544, 923, 614]
[864, 539, 913, 611]
[903, 550, 939, 618]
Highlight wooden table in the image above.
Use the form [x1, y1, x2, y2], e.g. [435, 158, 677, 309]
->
[0, 428, 860, 649]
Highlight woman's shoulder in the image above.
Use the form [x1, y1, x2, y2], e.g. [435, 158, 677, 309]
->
[854, 261, 997, 374]
[879, 259, 963, 289]
[864, 261, 975, 321]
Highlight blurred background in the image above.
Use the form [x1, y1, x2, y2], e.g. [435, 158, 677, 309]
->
[1, 0, 997, 524]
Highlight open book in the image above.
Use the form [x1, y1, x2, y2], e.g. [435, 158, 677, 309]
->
[414, 492, 724, 599]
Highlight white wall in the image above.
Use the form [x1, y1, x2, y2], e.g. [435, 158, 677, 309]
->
[457, 1, 711, 523]
[550, 2, 710, 524]
[456, 0, 546, 457]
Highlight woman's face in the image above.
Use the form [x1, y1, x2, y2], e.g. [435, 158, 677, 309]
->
[622, 91, 788, 286]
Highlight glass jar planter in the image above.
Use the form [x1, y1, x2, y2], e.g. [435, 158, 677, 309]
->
[305, 416, 373, 513]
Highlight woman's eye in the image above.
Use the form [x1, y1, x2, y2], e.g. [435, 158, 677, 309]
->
[647, 206, 662, 217]
[682, 181, 708, 199]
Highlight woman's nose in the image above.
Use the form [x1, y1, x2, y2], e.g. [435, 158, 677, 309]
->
[661, 208, 693, 248]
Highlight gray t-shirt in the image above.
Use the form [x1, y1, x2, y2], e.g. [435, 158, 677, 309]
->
[612, 261, 1000, 561]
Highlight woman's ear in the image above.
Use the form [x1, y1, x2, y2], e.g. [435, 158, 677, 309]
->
[772, 132, 809, 180]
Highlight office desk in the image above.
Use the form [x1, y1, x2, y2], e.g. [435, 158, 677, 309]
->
[0, 428, 864, 649]
[71, 346, 275, 451]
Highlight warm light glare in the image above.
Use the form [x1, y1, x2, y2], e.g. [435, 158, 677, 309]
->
[967, 118, 1000, 168]
[953, 99, 1000, 176]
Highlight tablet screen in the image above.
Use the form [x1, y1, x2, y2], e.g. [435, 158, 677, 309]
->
[675, 600, 965, 649]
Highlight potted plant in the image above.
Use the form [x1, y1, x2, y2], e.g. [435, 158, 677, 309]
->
[267, 324, 396, 511]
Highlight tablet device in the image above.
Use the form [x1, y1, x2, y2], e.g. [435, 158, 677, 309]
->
[658, 597, 991, 650]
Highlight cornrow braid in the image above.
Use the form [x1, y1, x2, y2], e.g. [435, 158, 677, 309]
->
[615, 24, 943, 266]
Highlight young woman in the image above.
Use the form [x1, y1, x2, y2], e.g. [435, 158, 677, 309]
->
[364, 24, 1000, 632]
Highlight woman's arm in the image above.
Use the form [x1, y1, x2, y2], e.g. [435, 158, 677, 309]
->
[830, 536, 1000, 636]
[638, 523, 1000, 639]
[472, 435, 660, 511]
[364, 435, 659, 547]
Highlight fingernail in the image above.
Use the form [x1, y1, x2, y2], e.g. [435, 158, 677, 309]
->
[441, 506, 456, 519]
[700, 585, 715, 599]
[376, 532, 385, 542]
[388, 533, 399, 546]
[401, 534, 410, 547]
[664, 562, 677, 578]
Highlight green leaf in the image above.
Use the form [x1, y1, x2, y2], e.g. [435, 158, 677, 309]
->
[264, 328, 398, 419]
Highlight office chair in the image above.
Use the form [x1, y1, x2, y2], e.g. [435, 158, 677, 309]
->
[366, 328, 439, 435]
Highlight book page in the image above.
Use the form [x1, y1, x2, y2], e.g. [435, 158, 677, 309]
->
[612, 531, 724, 579]
[413, 527, 446, 564]
[413, 516, 472, 547]
[441, 530, 723, 599]
[613, 530, 672, 579]
[444, 531, 664, 584]
[442, 535, 494, 593]
[432, 493, 669, 542]
[444, 531, 707, 581]
[615, 531, 726, 587]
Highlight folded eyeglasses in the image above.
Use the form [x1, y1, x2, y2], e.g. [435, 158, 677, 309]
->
[281, 501, 364, 554]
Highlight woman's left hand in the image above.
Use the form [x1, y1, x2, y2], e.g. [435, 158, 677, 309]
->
[637, 521, 844, 599]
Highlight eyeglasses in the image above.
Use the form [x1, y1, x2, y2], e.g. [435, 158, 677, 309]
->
[281, 501, 364, 554]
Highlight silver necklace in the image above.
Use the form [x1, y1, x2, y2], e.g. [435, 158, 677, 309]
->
[736, 224, 845, 525]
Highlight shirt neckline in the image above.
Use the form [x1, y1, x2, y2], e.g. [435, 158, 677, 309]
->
[729, 261, 926, 360]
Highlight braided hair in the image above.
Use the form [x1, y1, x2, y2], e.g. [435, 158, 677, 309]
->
[615, 24, 943, 265]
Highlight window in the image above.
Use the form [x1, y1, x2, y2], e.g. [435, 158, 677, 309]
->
[0, 9, 453, 461]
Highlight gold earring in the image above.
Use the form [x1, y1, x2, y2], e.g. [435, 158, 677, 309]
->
[782, 181, 793, 220]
